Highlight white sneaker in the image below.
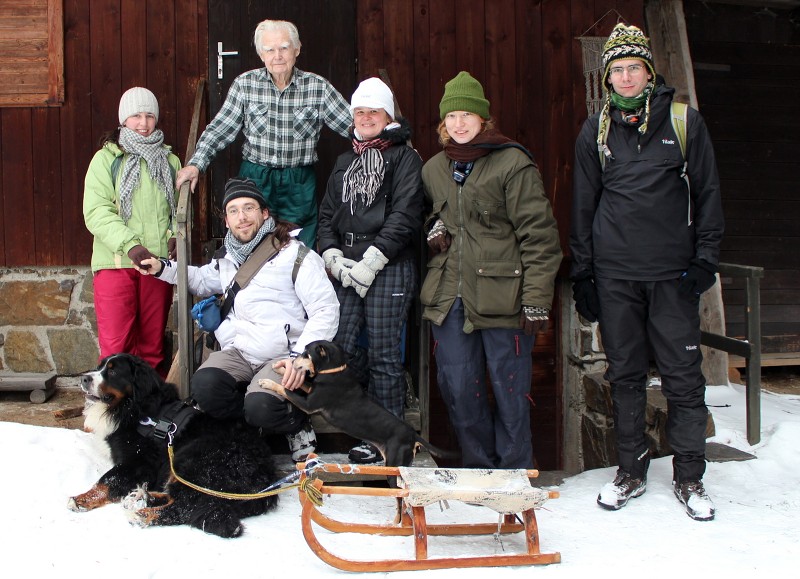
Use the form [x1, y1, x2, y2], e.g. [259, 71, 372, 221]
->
[285, 422, 316, 462]
[674, 480, 715, 521]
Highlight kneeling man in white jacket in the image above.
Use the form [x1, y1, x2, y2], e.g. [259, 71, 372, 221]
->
[138, 177, 339, 461]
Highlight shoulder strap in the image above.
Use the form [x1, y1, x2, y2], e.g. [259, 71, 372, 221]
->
[598, 101, 689, 170]
[111, 156, 123, 186]
[670, 101, 688, 160]
[218, 236, 282, 322]
[233, 235, 282, 289]
[292, 244, 310, 284]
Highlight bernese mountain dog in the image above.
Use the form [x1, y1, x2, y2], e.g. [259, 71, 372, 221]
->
[68, 353, 279, 538]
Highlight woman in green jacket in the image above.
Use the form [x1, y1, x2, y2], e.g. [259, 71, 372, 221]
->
[83, 87, 181, 378]
[421, 72, 562, 469]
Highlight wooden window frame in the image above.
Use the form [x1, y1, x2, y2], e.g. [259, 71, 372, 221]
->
[0, 0, 64, 107]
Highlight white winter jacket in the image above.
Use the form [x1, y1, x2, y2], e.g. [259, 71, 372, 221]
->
[159, 238, 339, 365]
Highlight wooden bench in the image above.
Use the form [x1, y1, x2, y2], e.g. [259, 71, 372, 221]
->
[0, 373, 57, 403]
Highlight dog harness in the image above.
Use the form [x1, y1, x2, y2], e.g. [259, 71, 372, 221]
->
[137, 399, 200, 442]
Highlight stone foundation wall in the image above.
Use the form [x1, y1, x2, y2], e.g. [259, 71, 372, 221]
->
[0, 267, 177, 379]
[0, 267, 100, 376]
[561, 280, 715, 474]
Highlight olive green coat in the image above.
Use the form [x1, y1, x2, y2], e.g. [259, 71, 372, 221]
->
[420, 147, 562, 332]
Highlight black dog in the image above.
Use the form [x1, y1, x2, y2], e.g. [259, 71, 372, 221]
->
[68, 353, 279, 538]
[260, 340, 457, 468]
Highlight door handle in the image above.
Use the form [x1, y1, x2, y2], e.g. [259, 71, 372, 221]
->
[217, 42, 239, 80]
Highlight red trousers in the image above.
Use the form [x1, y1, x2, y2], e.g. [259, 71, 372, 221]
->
[93, 268, 174, 378]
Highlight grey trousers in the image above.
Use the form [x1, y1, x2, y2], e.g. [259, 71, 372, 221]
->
[190, 348, 308, 435]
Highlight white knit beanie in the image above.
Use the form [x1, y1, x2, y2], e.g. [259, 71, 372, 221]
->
[349, 77, 395, 120]
[118, 87, 159, 124]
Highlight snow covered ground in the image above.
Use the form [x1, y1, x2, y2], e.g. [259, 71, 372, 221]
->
[1, 381, 797, 578]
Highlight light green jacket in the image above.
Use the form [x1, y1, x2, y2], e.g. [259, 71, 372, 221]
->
[421, 147, 562, 332]
[83, 141, 181, 272]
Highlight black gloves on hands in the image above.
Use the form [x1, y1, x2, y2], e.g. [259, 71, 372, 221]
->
[167, 238, 177, 260]
[127, 244, 156, 269]
[571, 274, 600, 323]
[678, 259, 717, 298]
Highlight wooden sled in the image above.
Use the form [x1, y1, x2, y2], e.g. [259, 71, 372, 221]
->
[296, 454, 561, 572]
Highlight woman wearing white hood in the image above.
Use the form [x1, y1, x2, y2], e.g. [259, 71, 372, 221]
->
[317, 78, 424, 463]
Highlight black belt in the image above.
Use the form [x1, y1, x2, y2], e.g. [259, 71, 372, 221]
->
[343, 232, 376, 247]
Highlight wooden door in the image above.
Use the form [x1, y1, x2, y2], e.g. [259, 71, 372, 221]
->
[207, 0, 357, 238]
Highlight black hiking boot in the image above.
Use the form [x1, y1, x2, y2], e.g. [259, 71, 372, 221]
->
[597, 470, 646, 510]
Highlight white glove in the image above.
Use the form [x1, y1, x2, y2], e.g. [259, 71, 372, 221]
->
[322, 248, 357, 283]
[343, 245, 389, 298]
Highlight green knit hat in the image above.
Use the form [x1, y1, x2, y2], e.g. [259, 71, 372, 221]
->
[439, 71, 490, 120]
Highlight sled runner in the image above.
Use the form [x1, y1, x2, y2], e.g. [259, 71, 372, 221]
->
[296, 455, 561, 572]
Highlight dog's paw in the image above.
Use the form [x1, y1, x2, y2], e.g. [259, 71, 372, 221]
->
[67, 483, 111, 512]
[258, 378, 283, 393]
[121, 486, 151, 512]
[66, 497, 86, 512]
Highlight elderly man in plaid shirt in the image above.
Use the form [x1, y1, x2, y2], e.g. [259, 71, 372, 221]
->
[176, 19, 351, 247]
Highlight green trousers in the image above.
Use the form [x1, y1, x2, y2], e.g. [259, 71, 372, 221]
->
[239, 160, 317, 248]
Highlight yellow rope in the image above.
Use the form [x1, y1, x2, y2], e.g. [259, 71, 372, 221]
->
[167, 444, 324, 503]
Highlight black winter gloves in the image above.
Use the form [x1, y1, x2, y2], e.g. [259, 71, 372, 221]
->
[571, 273, 600, 322]
[679, 258, 717, 298]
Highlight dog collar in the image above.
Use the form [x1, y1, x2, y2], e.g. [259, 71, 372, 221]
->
[316, 364, 347, 375]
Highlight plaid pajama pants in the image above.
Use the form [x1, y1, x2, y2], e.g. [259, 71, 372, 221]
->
[334, 258, 417, 418]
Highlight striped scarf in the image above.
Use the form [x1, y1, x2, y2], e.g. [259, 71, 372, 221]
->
[117, 127, 175, 225]
[342, 136, 393, 215]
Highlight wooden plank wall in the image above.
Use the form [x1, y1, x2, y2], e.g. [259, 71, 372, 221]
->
[0, 0, 648, 469]
[356, 0, 645, 469]
[684, 1, 800, 354]
[0, 0, 207, 268]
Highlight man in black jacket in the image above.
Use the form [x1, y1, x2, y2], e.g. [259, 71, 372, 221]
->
[569, 23, 724, 521]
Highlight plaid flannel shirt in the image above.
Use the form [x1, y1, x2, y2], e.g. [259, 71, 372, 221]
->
[189, 68, 352, 171]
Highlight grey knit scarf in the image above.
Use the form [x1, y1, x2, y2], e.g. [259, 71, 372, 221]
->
[224, 217, 276, 265]
[117, 127, 175, 225]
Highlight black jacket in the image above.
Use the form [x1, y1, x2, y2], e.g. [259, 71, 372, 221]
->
[318, 118, 424, 263]
[570, 83, 724, 281]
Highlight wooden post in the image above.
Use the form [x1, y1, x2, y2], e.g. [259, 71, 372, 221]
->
[645, 0, 730, 386]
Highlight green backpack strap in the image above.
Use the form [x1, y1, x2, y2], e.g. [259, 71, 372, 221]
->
[670, 101, 688, 160]
[597, 100, 689, 170]
[292, 244, 310, 284]
[111, 155, 123, 186]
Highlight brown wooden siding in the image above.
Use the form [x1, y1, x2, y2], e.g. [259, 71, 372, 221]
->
[355, 0, 646, 469]
[0, 0, 650, 470]
[0, 0, 207, 268]
[685, 1, 800, 354]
